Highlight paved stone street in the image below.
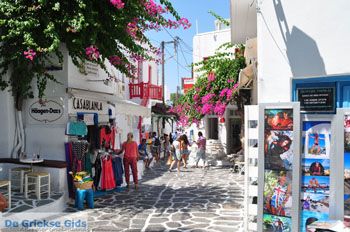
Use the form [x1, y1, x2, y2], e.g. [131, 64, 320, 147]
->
[66, 164, 244, 232]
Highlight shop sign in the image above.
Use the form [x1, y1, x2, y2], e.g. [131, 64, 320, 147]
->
[29, 100, 64, 123]
[297, 87, 335, 113]
[68, 97, 107, 114]
[72, 97, 103, 111]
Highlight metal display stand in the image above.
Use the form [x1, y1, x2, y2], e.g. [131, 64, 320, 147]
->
[257, 102, 300, 232]
[244, 105, 259, 231]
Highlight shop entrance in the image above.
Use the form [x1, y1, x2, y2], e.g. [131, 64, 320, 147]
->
[227, 117, 242, 154]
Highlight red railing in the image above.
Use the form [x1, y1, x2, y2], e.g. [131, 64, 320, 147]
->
[129, 82, 162, 101]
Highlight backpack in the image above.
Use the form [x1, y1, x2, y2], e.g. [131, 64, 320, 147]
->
[154, 137, 161, 146]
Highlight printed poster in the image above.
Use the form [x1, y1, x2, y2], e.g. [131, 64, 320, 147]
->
[263, 213, 292, 232]
[300, 121, 331, 232]
[264, 108, 294, 231]
[265, 109, 293, 131]
[263, 170, 292, 217]
[265, 130, 293, 171]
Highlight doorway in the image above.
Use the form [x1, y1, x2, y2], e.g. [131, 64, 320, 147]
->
[227, 117, 242, 154]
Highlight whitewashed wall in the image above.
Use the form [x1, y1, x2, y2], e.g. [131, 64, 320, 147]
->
[193, 29, 231, 81]
[257, 0, 350, 103]
[0, 72, 16, 157]
[230, 0, 257, 44]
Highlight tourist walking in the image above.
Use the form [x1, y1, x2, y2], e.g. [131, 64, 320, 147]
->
[163, 134, 171, 160]
[117, 132, 139, 190]
[169, 136, 182, 175]
[195, 132, 207, 168]
[151, 132, 161, 164]
[180, 134, 190, 168]
[138, 138, 151, 169]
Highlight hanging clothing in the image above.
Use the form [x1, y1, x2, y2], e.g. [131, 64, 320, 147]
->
[93, 155, 102, 188]
[71, 141, 88, 172]
[112, 157, 124, 186]
[84, 153, 93, 176]
[100, 126, 115, 150]
[66, 121, 88, 136]
[65, 143, 74, 199]
[100, 155, 116, 190]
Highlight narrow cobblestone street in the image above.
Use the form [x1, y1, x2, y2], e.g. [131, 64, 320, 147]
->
[66, 164, 244, 232]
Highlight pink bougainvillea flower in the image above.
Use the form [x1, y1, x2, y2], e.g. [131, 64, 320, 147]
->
[214, 101, 226, 116]
[126, 19, 138, 38]
[206, 84, 211, 91]
[24, 49, 36, 61]
[233, 83, 239, 89]
[110, 0, 125, 9]
[201, 93, 215, 104]
[226, 89, 233, 100]
[85, 45, 100, 61]
[202, 103, 213, 115]
[207, 72, 216, 82]
[219, 88, 228, 98]
[109, 55, 122, 66]
[144, 0, 165, 16]
[193, 94, 200, 102]
[178, 18, 191, 29]
[227, 79, 235, 83]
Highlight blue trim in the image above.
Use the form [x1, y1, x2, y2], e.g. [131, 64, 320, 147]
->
[292, 75, 350, 112]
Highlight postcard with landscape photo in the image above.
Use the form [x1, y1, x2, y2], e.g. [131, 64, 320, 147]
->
[344, 152, 350, 195]
[302, 176, 330, 194]
[300, 193, 329, 213]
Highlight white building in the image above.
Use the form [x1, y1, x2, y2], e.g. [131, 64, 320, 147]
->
[233, 0, 350, 231]
[190, 14, 256, 156]
[193, 25, 231, 81]
[0, 45, 153, 196]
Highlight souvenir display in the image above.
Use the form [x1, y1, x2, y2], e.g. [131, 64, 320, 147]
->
[300, 121, 331, 232]
[263, 108, 294, 231]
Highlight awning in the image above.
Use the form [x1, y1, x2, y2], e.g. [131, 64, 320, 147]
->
[114, 99, 151, 117]
[238, 63, 255, 88]
[67, 88, 151, 117]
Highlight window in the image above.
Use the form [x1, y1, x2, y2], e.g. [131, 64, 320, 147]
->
[208, 117, 218, 140]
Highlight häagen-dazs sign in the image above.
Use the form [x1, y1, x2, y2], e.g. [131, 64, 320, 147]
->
[29, 100, 64, 123]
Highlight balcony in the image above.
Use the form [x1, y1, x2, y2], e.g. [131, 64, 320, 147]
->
[129, 82, 163, 101]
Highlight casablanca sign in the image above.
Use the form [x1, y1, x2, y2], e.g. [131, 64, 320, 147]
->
[29, 100, 64, 123]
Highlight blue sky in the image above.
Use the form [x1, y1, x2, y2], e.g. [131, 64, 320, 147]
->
[146, 0, 231, 93]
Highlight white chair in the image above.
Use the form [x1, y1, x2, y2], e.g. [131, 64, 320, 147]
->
[24, 172, 50, 200]
[0, 180, 11, 209]
[9, 167, 32, 193]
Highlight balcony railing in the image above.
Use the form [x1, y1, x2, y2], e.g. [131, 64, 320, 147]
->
[129, 82, 162, 101]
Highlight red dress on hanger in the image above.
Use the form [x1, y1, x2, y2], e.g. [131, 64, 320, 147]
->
[101, 155, 116, 190]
